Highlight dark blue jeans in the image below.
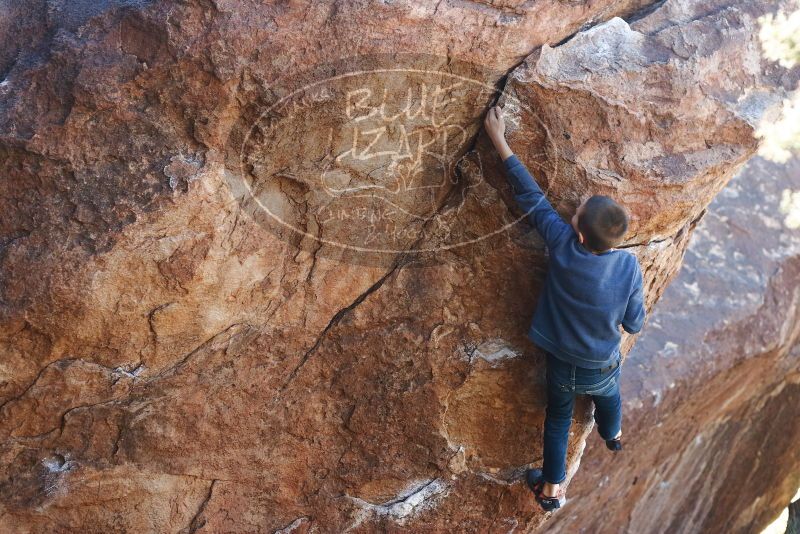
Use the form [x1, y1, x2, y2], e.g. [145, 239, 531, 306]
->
[543, 350, 623, 484]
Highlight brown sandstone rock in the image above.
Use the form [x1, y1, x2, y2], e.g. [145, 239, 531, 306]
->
[0, 0, 797, 532]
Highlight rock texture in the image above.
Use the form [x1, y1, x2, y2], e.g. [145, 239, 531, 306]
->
[544, 155, 800, 534]
[0, 0, 797, 532]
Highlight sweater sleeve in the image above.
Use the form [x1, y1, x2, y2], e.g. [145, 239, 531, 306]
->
[622, 261, 646, 334]
[503, 154, 572, 248]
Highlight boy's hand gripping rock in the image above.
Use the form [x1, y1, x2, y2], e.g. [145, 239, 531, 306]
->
[483, 105, 506, 142]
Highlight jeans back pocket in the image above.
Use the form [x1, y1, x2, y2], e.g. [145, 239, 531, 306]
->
[584, 374, 617, 396]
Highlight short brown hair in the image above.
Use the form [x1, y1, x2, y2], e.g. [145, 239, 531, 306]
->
[577, 195, 629, 252]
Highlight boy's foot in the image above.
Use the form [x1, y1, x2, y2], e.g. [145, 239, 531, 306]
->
[525, 468, 567, 512]
[605, 429, 622, 451]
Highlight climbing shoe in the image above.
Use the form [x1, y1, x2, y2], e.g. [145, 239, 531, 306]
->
[605, 437, 622, 451]
[525, 468, 566, 512]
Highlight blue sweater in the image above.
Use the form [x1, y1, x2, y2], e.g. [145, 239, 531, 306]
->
[504, 154, 646, 369]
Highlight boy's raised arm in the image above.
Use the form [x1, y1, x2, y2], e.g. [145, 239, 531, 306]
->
[483, 106, 572, 248]
[502, 155, 572, 247]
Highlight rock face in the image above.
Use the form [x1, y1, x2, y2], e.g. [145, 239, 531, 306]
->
[0, 0, 797, 532]
[543, 155, 800, 534]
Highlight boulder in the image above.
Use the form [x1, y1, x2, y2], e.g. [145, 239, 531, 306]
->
[0, 0, 797, 531]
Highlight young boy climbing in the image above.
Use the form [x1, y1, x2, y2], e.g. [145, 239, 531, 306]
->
[483, 106, 646, 512]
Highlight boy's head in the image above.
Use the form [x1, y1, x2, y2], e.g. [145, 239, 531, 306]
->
[570, 195, 629, 253]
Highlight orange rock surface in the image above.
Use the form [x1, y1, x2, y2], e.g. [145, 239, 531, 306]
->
[0, 0, 797, 532]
